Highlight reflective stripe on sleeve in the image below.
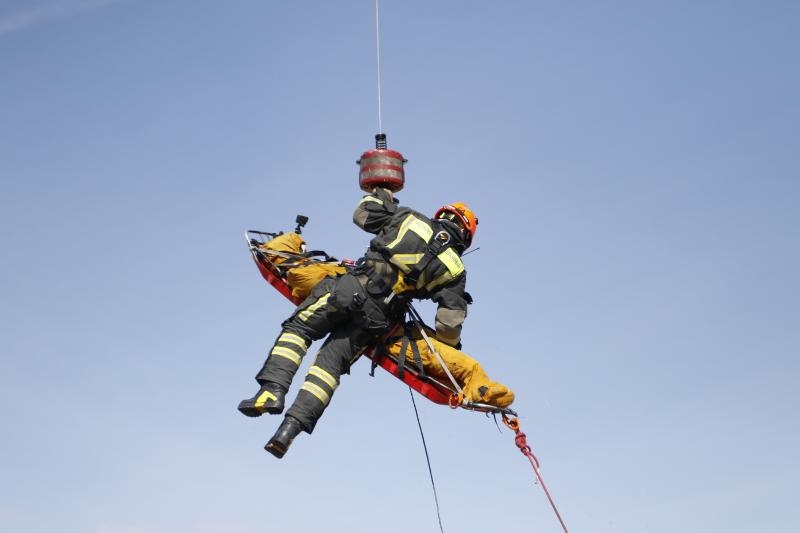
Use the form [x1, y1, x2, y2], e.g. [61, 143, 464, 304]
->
[409, 217, 434, 243]
[386, 215, 434, 249]
[389, 253, 424, 273]
[424, 248, 465, 291]
[424, 270, 453, 292]
[437, 248, 465, 277]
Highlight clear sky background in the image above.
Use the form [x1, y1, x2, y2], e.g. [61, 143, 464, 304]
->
[1, 1, 798, 532]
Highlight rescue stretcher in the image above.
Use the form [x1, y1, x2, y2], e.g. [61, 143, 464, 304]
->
[245, 226, 517, 417]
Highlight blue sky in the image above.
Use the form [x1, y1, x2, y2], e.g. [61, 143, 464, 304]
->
[1, 1, 798, 532]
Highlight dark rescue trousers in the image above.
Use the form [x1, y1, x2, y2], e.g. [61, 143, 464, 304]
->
[255, 274, 392, 433]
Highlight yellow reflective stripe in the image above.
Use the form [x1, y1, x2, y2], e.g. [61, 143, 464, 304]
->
[409, 217, 434, 242]
[309, 366, 338, 389]
[278, 332, 307, 350]
[359, 195, 384, 205]
[301, 381, 330, 404]
[255, 390, 277, 408]
[298, 292, 331, 321]
[391, 253, 424, 264]
[389, 253, 424, 274]
[386, 215, 433, 249]
[270, 346, 302, 365]
[424, 270, 453, 292]
[423, 249, 464, 291]
[385, 215, 414, 249]
[437, 248, 465, 277]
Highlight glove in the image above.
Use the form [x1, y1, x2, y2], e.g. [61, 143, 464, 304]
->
[373, 186, 393, 201]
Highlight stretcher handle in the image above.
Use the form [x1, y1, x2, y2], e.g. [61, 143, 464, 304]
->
[246, 229, 282, 238]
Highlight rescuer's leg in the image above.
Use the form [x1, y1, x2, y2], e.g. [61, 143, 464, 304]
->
[237, 380, 288, 417]
[239, 278, 341, 417]
[265, 324, 363, 458]
[262, 415, 304, 459]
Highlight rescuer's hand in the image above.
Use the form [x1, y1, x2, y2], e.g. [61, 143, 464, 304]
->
[373, 187, 394, 203]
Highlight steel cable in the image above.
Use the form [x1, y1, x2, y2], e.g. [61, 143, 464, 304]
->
[374, 0, 383, 133]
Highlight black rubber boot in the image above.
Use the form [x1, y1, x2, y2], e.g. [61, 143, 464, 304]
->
[264, 416, 304, 459]
[237, 382, 286, 417]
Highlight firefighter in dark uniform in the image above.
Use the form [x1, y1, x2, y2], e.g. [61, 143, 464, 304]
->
[238, 187, 478, 458]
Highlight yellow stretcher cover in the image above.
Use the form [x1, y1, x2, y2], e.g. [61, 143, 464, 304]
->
[259, 232, 307, 266]
[259, 232, 346, 300]
[287, 263, 347, 300]
[387, 329, 515, 408]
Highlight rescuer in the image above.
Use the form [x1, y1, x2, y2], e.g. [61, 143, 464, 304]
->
[238, 188, 478, 458]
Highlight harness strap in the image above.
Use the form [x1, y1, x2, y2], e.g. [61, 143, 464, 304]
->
[403, 223, 451, 287]
[409, 333, 424, 378]
[396, 335, 409, 379]
[369, 342, 383, 377]
[354, 258, 394, 296]
[304, 250, 335, 261]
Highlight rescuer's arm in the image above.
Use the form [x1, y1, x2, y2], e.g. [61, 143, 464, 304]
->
[431, 274, 468, 347]
[353, 187, 398, 234]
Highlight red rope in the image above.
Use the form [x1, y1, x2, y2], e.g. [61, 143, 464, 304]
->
[503, 416, 569, 533]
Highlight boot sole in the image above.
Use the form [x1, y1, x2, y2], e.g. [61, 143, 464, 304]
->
[238, 400, 284, 417]
[265, 440, 287, 459]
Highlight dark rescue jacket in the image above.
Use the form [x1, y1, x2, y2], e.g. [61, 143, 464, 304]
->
[353, 188, 469, 346]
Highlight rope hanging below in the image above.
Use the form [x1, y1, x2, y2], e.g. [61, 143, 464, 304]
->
[409, 387, 446, 533]
[502, 415, 570, 533]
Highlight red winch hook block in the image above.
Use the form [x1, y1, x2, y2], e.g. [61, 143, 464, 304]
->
[357, 133, 407, 193]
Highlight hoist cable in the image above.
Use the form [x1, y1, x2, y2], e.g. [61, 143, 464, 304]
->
[408, 387, 445, 533]
[374, 0, 383, 133]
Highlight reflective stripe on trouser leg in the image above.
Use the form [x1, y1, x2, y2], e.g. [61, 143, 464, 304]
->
[291, 277, 338, 331]
[285, 325, 358, 433]
[254, 277, 341, 389]
[255, 329, 311, 390]
[280, 276, 342, 342]
[297, 363, 339, 406]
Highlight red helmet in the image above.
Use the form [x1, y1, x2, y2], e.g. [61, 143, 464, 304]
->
[434, 202, 478, 248]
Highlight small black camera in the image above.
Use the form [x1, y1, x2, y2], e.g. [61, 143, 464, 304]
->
[295, 215, 309, 234]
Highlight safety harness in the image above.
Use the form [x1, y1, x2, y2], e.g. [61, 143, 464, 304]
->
[358, 219, 460, 301]
[371, 319, 425, 379]
[401, 222, 454, 288]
